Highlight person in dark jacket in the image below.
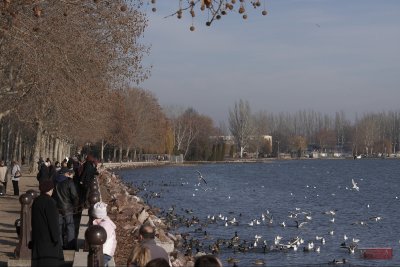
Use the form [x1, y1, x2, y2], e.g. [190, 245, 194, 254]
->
[36, 160, 50, 183]
[31, 180, 64, 267]
[79, 154, 99, 206]
[48, 160, 57, 182]
[53, 168, 79, 249]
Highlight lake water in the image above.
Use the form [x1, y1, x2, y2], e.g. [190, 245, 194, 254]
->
[117, 159, 400, 267]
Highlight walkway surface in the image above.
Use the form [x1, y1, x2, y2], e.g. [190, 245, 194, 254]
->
[0, 167, 38, 267]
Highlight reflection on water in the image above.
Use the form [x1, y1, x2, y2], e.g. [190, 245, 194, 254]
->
[118, 159, 400, 267]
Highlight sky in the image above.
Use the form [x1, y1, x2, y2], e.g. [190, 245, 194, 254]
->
[140, 0, 400, 124]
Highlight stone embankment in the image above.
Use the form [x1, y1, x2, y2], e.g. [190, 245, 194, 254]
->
[97, 167, 194, 267]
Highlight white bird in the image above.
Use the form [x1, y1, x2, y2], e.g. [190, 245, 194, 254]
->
[280, 221, 286, 228]
[306, 241, 314, 250]
[352, 238, 360, 243]
[352, 179, 359, 191]
[369, 216, 382, 221]
[274, 235, 282, 245]
[344, 234, 348, 241]
[295, 221, 308, 228]
[324, 210, 336, 216]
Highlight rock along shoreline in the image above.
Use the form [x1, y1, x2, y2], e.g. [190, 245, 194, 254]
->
[97, 166, 194, 267]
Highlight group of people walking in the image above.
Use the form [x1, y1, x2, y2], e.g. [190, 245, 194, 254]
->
[30, 154, 100, 266]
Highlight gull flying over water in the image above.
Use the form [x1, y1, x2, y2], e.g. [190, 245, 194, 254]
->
[196, 170, 207, 185]
[351, 179, 359, 191]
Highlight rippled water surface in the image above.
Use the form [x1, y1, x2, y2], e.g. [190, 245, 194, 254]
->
[118, 159, 400, 266]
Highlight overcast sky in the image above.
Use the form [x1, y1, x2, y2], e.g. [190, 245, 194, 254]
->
[140, 0, 400, 124]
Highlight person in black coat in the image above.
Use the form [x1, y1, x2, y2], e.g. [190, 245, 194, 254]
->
[79, 154, 99, 206]
[31, 180, 64, 267]
[36, 161, 49, 183]
[53, 168, 79, 249]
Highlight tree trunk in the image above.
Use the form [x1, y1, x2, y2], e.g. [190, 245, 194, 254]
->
[58, 140, 63, 162]
[18, 133, 22, 163]
[6, 124, 11, 162]
[100, 139, 105, 162]
[125, 146, 130, 161]
[30, 120, 43, 173]
[54, 138, 59, 162]
[113, 147, 117, 162]
[65, 143, 69, 159]
[0, 123, 3, 160]
[40, 131, 46, 160]
[12, 129, 19, 161]
[49, 136, 54, 161]
[46, 134, 50, 159]
[119, 145, 123, 162]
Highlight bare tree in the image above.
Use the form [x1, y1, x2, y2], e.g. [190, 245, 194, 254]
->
[123, 88, 166, 159]
[228, 99, 253, 158]
[251, 111, 270, 157]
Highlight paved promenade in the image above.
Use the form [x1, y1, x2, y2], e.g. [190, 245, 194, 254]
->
[0, 167, 38, 267]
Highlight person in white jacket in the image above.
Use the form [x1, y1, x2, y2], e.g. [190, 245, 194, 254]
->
[11, 160, 21, 196]
[93, 201, 117, 267]
[0, 160, 10, 195]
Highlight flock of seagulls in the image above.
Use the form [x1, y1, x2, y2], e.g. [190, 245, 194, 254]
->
[130, 170, 394, 266]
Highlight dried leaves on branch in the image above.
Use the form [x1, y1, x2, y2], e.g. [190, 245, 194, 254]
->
[150, 0, 268, 31]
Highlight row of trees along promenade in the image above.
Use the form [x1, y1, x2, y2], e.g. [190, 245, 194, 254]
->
[2, 98, 400, 166]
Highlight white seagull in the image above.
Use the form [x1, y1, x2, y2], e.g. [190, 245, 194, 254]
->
[351, 179, 359, 191]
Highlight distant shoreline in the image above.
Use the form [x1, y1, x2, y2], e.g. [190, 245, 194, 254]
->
[102, 156, 397, 171]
